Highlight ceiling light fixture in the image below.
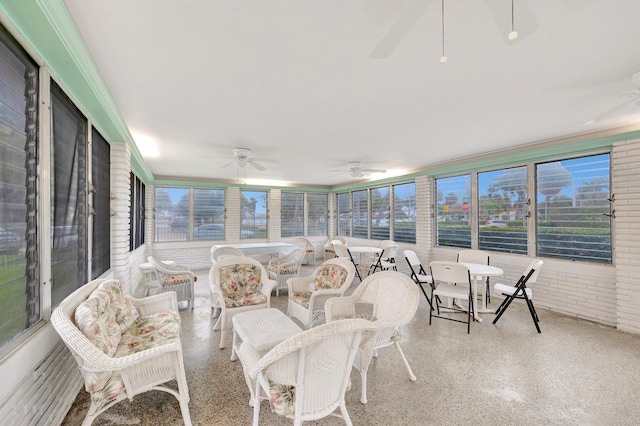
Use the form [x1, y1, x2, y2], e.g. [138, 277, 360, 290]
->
[440, 0, 447, 63]
[508, 0, 519, 40]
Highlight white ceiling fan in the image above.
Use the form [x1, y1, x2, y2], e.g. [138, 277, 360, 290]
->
[370, 0, 538, 59]
[220, 148, 278, 171]
[585, 72, 640, 125]
[338, 162, 387, 178]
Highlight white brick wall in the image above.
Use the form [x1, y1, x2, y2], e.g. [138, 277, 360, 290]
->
[613, 138, 640, 333]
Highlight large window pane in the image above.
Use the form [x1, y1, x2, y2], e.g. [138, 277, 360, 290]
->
[393, 183, 416, 243]
[155, 187, 189, 241]
[536, 154, 611, 263]
[51, 82, 88, 306]
[478, 166, 528, 254]
[337, 192, 350, 237]
[241, 190, 266, 239]
[193, 188, 225, 240]
[370, 186, 389, 240]
[0, 25, 39, 347]
[436, 175, 471, 248]
[281, 192, 304, 237]
[352, 190, 368, 238]
[91, 128, 110, 278]
[307, 193, 327, 236]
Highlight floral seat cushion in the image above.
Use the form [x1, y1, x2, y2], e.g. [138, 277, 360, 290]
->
[268, 379, 295, 416]
[290, 291, 312, 308]
[268, 265, 298, 275]
[219, 263, 266, 308]
[161, 274, 194, 286]
[313, 264, 348, 290]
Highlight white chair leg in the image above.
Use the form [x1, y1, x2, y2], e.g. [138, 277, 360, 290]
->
[360, 369, 368, 404]
[179, 399, 192, 426]
[395, 341, 416, 381]
[340, 402, 354, 426]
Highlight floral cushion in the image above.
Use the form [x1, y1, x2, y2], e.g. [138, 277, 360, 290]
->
[161, 274, 193, 286]
[324, 247, 335, 253]
[219, 263, 262, 301]
[97, 280, 139, 333]
[224, 292, 267, 308]
[305, 248, 314, 253]
[268, 265, 298, 275]
[268, 379, 295, 416]
[333, 313, 377, 322]
[75, 290, 122, 357]
[290, 291, 312, 308]
[313, 265, 348, 291]
[87, 310, 181, 413]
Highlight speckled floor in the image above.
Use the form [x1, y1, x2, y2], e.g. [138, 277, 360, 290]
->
[63, 265, 640, 425]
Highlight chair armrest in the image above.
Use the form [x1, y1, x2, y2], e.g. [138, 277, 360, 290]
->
[238, 341, 262, 379]
[288, 277, 313, 293]
[260, 279, 277, 296]
[325, 297, 357, 321]
[133, 291, 178, 316]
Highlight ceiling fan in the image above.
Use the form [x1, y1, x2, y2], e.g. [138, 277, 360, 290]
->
[340, 162, 387, 178]
[585, 72, 640, 125]
[220, 148, 278, 171]
[370, 0, 538, 59]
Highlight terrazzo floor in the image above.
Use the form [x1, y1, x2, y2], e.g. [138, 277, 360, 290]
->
[62, 265, 640, 426]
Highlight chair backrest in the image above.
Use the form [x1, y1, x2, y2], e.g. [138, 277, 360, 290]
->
[382, 244, 399, 260]
[522, 259, 544, 285]
[377, 239, 395, 250]
[456, 249, 490, 265]
[210, 256, 269, 298]
[325, 236, 346, 248]
[347, 271, 420, 324]
[247, 318, 377, 419]
[293, 237, 314, 250]
[403, 249, 422, 268]
[211, 246, 244, 263]
[311, 258, 355, 291]
[332, 240, 351, 259]
[430, 261, 471, 285]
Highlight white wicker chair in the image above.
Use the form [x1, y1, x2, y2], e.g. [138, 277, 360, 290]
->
[209, 256, 277, 349]
[325, 271, 420, 404]
[287, 258, 356, 329]
[267, 248, 306, 296]
[323, 236, 346, 260]
[293, 237, 316, 264]
[210, 245, 244, 264]
[51, 278, 192, 426]
[238, 318, 378, 426]
[147, 256, 196, 309]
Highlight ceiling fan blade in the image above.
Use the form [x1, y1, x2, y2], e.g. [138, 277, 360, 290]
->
[249, 160, 266, 171]
[483, 0, 537, 42]
[584, 98, 638, 125]
[253, 157, 279, 164]
[370, 0, 433, 59]
[362, 168, 387, 174]
[220, 161, 233, 169]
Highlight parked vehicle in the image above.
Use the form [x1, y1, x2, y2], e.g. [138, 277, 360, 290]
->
[485, 219, 507, 228]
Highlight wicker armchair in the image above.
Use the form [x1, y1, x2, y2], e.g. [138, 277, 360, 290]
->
[209, 256, 277, 349]
[267, 248, 306, 296]
[287, 258, 355, 329]
[147, 256, 196, 309]
[325, 271, 420, 404]
[293, 237, 315, 264]
[51, 278, 192, 426]
[210, 245, 244, 264]
[323, 236, 346, 260]
[238, 318, 378, 426]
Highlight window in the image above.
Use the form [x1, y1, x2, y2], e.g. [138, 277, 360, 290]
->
[393, 182, 416, 243]
[352, 190, 368, 238]
[91, 128, 110, 278]
[337, 192, 350, 237]
[307, 193, 327, 236]
[370, 186, 389, 240]
[241, 190, 266, 239]
[478, 166, 528, 254]
[536, 154, 611, 263]
[129, 173, 145, 250]
[435, 175, 471, 248]
[50, 82, 88, 307]
[193, 188, 225, 240]
[155, 187, 189, 242]
[281, 192, 304, 237]
[0, 25, 39, 347]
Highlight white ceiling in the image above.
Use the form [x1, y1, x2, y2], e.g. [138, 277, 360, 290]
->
[63, 0, 640, 186]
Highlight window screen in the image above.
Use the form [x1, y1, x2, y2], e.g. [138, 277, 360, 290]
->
[91, 128, 110, 278]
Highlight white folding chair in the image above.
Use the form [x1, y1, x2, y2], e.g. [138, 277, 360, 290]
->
[429, 261, 474, 334]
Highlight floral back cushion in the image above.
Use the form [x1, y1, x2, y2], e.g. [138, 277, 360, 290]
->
[75, 289, 121, 357]
[219, 263, 262, 299]
[313, 264, 348, 291]
[97, 279, 139, 333]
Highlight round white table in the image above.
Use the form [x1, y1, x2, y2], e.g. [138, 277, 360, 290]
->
[347, 246, 382, 275]
[460, 262, 504, 322]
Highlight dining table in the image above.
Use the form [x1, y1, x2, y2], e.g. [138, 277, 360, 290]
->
[459, 262, 504, 322]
